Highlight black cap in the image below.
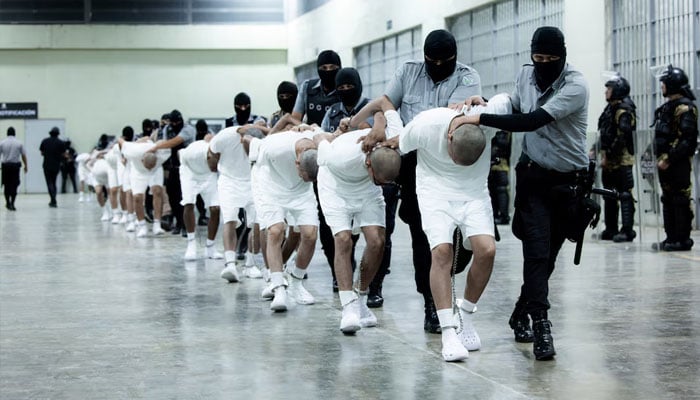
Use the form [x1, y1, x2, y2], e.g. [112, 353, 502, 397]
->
[7, 127, 15, 136]
[531, 26, 566, 57]
[49, 127, 60, 136]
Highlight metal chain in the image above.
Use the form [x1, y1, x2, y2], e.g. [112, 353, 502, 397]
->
[452, 228, 464, 332]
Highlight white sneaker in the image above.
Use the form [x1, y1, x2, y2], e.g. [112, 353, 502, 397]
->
[359, 301, 377, 328]
[125, 222, 136, 232]
[152, 225, 165, 235]
[262, 268, 271, 282]
[288, 276, 315, 305]
[111, 213, 120, 224]
[244, 266, 263, 279]
[270, 287, 288, 312]
[136, 225, 148, 238]
[340, 300, 361, 334]
[442, 328, 469, 362]
[220, 263, 239, 283]
[261, 283, 274, 300]
[457, 309, 482, 351]
[184, 241, 197, 261]
[206, 245, 223, 259]
[244, 253, 256, 267]
[78, 193, 85, 202]
[118, 214, 128, 224]
[100, 210, 111, 221]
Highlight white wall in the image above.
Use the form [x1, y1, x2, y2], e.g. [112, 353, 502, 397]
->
[1, 0, 611, 153]
[0, 25, 292, 153]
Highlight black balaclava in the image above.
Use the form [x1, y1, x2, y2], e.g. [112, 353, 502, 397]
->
[234, 92, 251, 125]
[316, 50, 342, 90]
[122, 126, 134, 142]
[49, 127, 60, 137]
[7, 127, 15, 136]
[195, 119, 208, 140]
[142, 119, 153, 135]
[423, 29, 457, 83]
[169, 109, 184, 134]
[277, 81, 298, 113]
[334, 67, 363, 108]
[530, 26, 567, 91]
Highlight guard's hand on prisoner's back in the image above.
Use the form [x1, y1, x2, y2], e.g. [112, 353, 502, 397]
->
[338, 117, 352, 133]
[359, 125, 387, 153]
[377, 136, 399, 150]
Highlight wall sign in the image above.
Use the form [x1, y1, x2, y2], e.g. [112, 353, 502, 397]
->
[0, 102, 38, 119]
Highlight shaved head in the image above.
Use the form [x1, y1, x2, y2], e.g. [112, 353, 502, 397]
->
[450, 124, 486, 166]
[369, 147, 401, 183]
[298, 149, 318, 182]
[142, 153, 158, 170]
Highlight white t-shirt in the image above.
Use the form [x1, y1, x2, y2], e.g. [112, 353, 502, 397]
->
[249, 130, 315, 201]
[317, 129, 379, 198]
[208, 127, 251, 187]
[104, 144, 121, 169]
[178, 140, 211, 176]
[399, 108, 493, 201]
[121, 141, 169, 175]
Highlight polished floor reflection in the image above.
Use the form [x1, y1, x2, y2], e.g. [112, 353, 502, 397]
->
[1, 194, 699, 399]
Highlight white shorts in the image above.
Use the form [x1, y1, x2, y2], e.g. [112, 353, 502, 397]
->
[180, 166, 219, 207]
[218, 175, 255, 225]
[257, 191, 319, 230]
[78, 164, 90, 183]
[91, 159, 117, 188]
[417, 195, 494, 250]
[117, 161, 126, 187]
[121, 163, 132, 192]
[130, 167, 164, 195]
[319, 185, 385, 236]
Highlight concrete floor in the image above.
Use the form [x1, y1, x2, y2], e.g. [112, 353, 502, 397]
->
[1, 193, 699, 400]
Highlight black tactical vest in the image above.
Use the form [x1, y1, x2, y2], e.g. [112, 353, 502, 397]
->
[305, 78, 340, 126]
[653, 97, 696, 156]
[324, 98, 370, 132]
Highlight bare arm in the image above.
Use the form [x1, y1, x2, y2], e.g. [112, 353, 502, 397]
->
[206, 149, 219, 173]
[21, 153, 27, 173]
[349, 95, 396, 129]
[149, 135, 184, 152]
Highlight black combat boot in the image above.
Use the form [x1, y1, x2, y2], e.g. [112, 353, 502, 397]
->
[509, 307, 534, 343]
[613, 193, 636, 242]
[367, 284, 384, 308]
[423, 295, 441, 334]
[531, 311, 556, 360]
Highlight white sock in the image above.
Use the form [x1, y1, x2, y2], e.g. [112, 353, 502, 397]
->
[290, 266, 306, 280]
[206, 239, 215, 247]
[339, 291, 358, 307]
[225, 251, 236, 264]
[437, 308, 456, 330]
[270, 271, 286, 288]
[153, 219, 160, 224]
[460, 299, 477, 313]
[112, 208, 119, 214]
[187, 232, 195, 241]
[138, 220, 146, 226]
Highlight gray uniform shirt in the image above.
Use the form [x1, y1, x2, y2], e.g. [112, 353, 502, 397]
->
[511, 63, 589, 172]
[176, 125, 196, 147]
[0, 136, 25, 163]
[385, 60, 481, 124]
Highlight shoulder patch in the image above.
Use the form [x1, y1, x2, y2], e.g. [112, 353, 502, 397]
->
[461, 75, 475, 86]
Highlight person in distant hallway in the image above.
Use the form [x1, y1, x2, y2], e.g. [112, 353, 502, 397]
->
[0, 127, 27, 210]
[652, 64, 698, 252]
[40, 127, 66, 208]
[60, 138, 78, 194]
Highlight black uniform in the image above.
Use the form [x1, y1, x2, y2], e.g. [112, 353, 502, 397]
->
[653, 96, 698, 250]
[39, 130, 65, 207]
[598, 97, 637, 241]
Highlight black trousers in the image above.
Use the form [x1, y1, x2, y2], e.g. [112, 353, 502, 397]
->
[2, 162, 21, 204]
[659, 158, 694, 242]
[43, 167, 59, 205]
[395, 151, 432, 296]
[512, 159, 584, 314]
[61, 165, 78, 193]
[165, 167, 183, 227]
[601, 165, 634, 232]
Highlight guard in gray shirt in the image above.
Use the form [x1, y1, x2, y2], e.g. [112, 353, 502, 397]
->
[463, 26, 589, 361]
[0, 126, 27, 210]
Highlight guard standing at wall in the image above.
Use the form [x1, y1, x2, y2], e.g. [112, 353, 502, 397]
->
[596, 76, 637, 242]
[652, 65, 698, 251]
